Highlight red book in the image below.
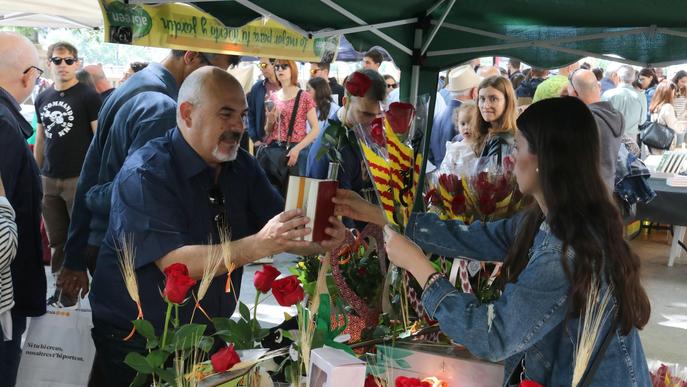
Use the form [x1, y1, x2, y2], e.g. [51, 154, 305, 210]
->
[285, 176, 339, 242]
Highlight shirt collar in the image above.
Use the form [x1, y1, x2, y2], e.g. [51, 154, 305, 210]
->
[170, 127, 212, 179]
[0, 87, 21, 111]
[147, 63, 179, 100]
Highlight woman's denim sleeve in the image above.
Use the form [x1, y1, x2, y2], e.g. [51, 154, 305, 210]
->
[406, 212, 523, 261]
[420, 246, 570, 362]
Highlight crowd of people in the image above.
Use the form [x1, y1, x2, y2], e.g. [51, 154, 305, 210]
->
[0, 28, 674, 386]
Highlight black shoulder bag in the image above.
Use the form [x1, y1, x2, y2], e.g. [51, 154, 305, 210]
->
[256, 90, 303, 196]
[639, 121, 675, 150]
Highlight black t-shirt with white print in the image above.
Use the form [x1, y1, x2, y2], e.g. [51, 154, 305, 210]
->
[35, 82, 101, 178]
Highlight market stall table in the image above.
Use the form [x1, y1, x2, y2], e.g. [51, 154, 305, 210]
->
[636, 177, 687, 266]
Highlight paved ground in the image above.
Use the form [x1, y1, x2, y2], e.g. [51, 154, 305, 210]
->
[631, 231, 687, 365]
[43, 232, 687, 366]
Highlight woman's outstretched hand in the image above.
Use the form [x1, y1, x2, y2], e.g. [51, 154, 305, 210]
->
[332, 189, 386, 225]
[383, 225, 437, 288]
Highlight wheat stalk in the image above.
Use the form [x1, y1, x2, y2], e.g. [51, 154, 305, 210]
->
[571, 275, 614, 387]
[117, 233, 141, 309]
[117, 234, 144, 340]
[300, 253, 332, 380]
[217, 225, 237, 297]
[199, 243, 224, 301]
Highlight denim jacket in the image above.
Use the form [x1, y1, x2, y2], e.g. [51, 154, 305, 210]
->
[406, 212, 651, 387]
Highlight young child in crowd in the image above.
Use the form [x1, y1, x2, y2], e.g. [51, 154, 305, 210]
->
[440, 102, 481, 173]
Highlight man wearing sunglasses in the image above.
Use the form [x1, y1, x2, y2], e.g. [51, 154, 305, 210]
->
[309, 62, 345, 106]
[33, 41, 102, 306]
[87, 67, 345, 386]
[247, 57, 280, 147]
[57, 50, 238, 310]
[0, 32, 46, 386]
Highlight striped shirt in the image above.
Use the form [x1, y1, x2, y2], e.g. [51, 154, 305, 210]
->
[0, 196, 18, 315]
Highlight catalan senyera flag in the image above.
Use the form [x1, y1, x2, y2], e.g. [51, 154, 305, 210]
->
[358, 120, 420, 227]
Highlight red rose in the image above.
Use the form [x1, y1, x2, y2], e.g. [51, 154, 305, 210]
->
[424, 188, 441, 206]
[439, 174, 462, 196]
[395, 376, 425, 387]
[502, 155, 515, 173]
[364, 375, 378, 387]
[211, 344, 241, 373]
[451, 194, 466, 215]
[479, 195, 497, 215]
[518, 380, 544, 387]
[163, 263, 196, 304]
[369, 117, 386, 147]
[386, 102, 416, 135]
[271, 275, 305, 307]
[253, 264, 281, 293]
[345, 71, 372, 97]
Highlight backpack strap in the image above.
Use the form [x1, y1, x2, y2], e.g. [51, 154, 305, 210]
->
[285, 89, 303, 148]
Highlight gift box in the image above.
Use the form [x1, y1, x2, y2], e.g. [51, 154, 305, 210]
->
[374, 343, 504, 387]
[308, 347, 367, 387]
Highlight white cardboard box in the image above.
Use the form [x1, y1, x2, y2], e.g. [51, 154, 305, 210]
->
[375, 344, 504, 387]
[308, 347, 367, 387]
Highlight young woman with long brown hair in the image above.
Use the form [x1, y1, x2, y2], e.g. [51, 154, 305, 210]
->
[474, 76, 519, 164]
[334, 97, 651, 386]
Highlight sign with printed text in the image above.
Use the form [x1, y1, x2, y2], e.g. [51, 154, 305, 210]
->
[99, 0, 340, 62]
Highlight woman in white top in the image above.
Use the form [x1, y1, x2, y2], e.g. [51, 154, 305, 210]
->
[0, 175, 18, 341]
[649, 80, 680, 153]
[671, 71, 687, 120]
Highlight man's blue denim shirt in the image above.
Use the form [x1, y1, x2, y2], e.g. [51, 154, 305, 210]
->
[89, 128, 284, 332]
[63, 63, 178, 270]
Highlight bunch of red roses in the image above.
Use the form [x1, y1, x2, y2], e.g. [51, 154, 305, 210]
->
[253, 264, 305, 307]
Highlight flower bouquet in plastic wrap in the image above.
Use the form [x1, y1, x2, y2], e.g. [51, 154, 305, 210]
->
[424, 152, 523, 303]
[351, 91, 446, 336]
[649, 360, 687, 387]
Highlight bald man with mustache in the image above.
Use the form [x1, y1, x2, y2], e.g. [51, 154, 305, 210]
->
[87, 67, 345, 386]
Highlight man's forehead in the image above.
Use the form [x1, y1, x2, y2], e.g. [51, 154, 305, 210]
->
[52, 48, 75, 57]
[357, 97, 382, 114]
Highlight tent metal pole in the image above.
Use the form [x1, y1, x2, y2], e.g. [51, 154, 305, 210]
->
[311, 18, 418, 38]
[410, 27, 423, 107]
[426, 0, 447, 15]
[656, 28, 687, 39]
[233, 0, 310, 37]
[646, 58, 687, 67]
[538, 45, 647, 67]
[438, 22, 650, 45]
[427, 27, 651, 56]
[320, 0, 413, 55]
[420, 0, 455, 55]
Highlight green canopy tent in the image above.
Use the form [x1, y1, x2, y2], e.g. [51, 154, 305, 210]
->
[129, 0, 687, 207]
[126, 0, 687, 103]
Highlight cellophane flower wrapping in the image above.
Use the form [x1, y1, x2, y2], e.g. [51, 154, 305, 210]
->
[649, 360, 687, 387]
[425, 151, 523, 303]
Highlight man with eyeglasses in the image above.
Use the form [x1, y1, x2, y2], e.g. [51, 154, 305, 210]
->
[87, 67, 345, 386]
[33, 41, 102, 306]
[310, 61, 345, 106]
[57, 50, 239, 308]
[0, 32, 47, 385]
[247, 57, 280, 147]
